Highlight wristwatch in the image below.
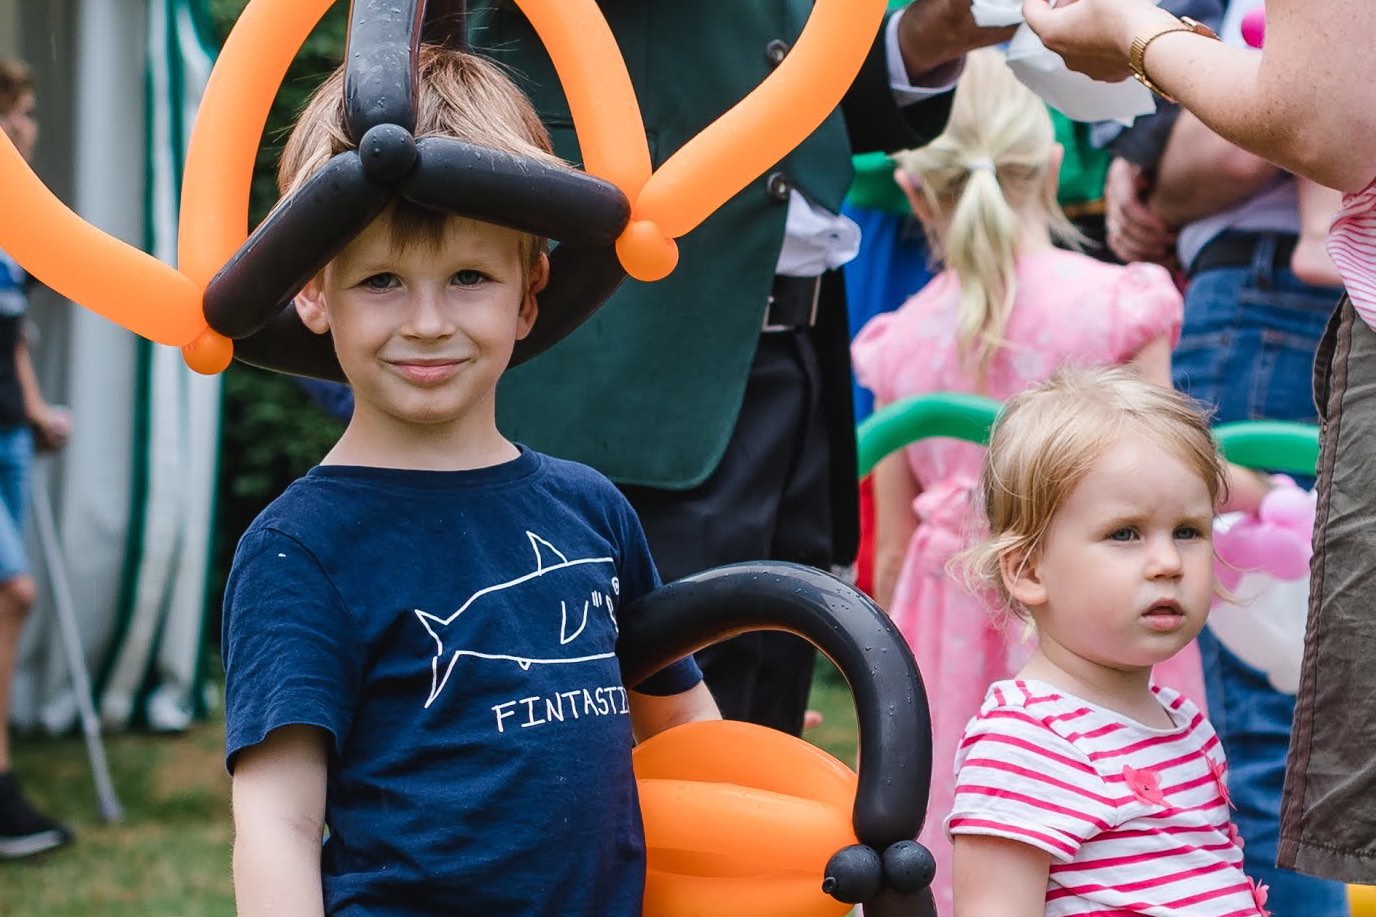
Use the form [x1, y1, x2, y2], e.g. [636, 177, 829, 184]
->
[1129, 16, 1219, 103]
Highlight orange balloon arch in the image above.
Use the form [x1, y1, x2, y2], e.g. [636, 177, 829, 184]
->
[0, 0, 886, 373]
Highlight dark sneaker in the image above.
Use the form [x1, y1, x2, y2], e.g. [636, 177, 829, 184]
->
[0, 772, 72, 859]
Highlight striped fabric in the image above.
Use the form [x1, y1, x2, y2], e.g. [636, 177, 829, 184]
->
[948, 680, 1267, 917]
[1329, 181, 1376, 328]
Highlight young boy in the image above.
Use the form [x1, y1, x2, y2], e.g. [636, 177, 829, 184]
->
[222, 47, 718, 917]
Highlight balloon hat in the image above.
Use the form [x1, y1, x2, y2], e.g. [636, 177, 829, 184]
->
[0, 0, 886, 378]
[620, 563, 940, 917]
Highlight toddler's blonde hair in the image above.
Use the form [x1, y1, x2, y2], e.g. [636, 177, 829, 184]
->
[891, 50, 1081, 387]
[961, 366, 1225, 620]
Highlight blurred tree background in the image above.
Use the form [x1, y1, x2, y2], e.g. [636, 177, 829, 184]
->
[203, 1, 351, 614]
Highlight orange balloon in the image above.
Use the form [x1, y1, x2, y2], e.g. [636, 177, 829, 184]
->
[645, 872, 851, 917]
[634, 721, 860, 917]
[615, 220, 679, 283]
[182, 327, 235, 376]
[178, 0, 337, 289]
[634, 719, 856, 809]
[0, 136, 206, 347]
[512, 0, 652, 198]
[632, 0, 887, 239]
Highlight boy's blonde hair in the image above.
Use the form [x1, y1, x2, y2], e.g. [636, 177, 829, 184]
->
[962, 366, 1225, 619]
[278, 44, 568, 265]
[891, 50, 1080, 387]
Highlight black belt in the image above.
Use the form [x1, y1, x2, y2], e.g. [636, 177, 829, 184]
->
[1189, 230, 1299, 278]
[762, 275, 822, 332]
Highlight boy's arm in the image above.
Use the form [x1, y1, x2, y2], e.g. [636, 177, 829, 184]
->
[232, 725, 330, 917]
[629, 682, 720, 743]
[952, 835, 1050, 917]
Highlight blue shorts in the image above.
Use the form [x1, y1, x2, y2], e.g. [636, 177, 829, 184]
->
[0, 425, 33, 582]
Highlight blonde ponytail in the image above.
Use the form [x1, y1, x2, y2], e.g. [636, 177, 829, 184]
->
[891, 51, 1082, 388]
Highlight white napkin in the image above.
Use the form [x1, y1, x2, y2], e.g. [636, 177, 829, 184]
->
[971, 0, 1158, 126]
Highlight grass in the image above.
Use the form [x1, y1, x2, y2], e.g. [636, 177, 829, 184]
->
[0, 663, 861, 916]
[1, 719, 234, 917]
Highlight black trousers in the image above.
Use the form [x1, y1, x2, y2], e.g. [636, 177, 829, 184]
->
[621, 330, 833, 736]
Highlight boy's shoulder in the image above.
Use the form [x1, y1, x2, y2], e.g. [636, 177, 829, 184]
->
[532, 449, 623, 495]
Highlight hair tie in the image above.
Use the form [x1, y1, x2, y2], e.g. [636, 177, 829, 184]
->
[967, 158, 997, 174]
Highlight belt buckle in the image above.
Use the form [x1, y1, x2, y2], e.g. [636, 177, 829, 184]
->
[761, 276, 822, 333]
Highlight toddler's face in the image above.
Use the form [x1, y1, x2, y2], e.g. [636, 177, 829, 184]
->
[297, 212, 541, 436]
[1018, 433, 1215, 676]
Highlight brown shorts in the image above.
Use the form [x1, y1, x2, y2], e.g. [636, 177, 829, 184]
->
[1280, 294, 1376, 882]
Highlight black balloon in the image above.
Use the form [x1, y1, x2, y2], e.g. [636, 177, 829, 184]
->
[209, 0, 633, 377]
[203, 152, 392, 340]
[343, 0, 425, 141]
[617, 562, 938, 917]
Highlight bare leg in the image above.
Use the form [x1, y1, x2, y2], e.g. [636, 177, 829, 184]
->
[0, 573, 37, 772]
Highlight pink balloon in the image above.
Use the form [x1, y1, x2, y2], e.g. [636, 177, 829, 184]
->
[1241, 7, 1266, 48]
[1216, 523, 1270, 570]
[1214, 559, 1243, 594]
[1259, 486, 1314, 530]
[1259, 528, 1311, 580]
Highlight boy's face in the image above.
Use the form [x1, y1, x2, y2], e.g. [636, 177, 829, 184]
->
[296, 213, 543, 438]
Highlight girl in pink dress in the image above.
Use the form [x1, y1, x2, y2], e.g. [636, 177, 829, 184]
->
[851, 51, 1203, 915]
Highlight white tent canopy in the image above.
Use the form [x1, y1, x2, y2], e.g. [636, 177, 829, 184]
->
[5, 0, 221, 733]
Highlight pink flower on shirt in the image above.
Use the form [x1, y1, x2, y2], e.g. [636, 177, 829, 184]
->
[1225, 820, 1246, 849]
[1123, 765, 1167, 806]
[1206, 754, 1234, 808]
[1249, 877, 1271, 917]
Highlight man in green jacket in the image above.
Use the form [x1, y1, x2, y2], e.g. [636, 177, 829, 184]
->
[472, 0, 1011, 735]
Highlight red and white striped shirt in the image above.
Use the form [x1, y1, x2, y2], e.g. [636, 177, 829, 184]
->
[1329, 181, 1376, 328]
[948, 680, 1267, 917]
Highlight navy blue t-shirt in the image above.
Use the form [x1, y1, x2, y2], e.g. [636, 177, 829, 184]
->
[221, 448, 701, 917]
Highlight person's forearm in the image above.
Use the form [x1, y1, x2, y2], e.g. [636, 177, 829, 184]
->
[1150, 111, 1279, 228]
[1126, 7, 1376, 191]
[872, 453, 919, 611]
[1026, 0, 1376, 192]
[14, 340, 47, 423]
[233, 824, 326, 917]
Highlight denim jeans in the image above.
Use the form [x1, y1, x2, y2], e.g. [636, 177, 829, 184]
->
[1172, 240, 1349, 915]
[0, 424, 31, 582]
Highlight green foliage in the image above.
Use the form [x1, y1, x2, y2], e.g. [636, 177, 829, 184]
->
[203, 1, 351, 609]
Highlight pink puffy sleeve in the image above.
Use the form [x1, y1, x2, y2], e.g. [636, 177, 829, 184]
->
[851, 310, 902, 405]
[1106, 262, 1183, 363]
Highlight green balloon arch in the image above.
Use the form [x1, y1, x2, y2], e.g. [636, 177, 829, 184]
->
[856, 394, 1320, 478]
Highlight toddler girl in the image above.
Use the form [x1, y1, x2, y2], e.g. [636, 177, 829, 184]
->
[851, 49, 1206, 911]
[948, 366, 1265, 916]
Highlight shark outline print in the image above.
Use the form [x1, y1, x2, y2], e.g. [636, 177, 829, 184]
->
[415, 532, 620, 708]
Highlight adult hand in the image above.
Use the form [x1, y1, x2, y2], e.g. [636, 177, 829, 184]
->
[897, 0, 1018, 81]
[1022, 0, 1175, 82]
[1103, 158, 1176, 265]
